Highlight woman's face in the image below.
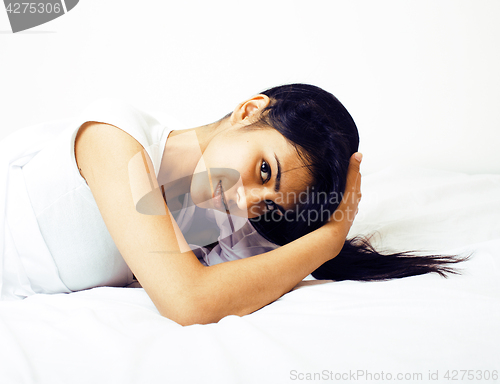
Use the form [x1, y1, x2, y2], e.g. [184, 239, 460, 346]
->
[190, 127, 312, 219]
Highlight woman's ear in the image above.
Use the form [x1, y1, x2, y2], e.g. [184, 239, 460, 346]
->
[230, 94, 270, 126]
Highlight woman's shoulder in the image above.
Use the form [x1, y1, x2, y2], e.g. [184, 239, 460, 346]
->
[73, 98, 175, 181]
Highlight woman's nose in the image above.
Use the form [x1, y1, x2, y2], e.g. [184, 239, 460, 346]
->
[231, 184, 270, 216]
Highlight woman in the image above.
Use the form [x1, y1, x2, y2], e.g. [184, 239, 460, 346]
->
[0, 83, 467, 325]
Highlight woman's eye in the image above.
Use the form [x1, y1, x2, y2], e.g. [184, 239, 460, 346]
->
[260, 160, 271, 183]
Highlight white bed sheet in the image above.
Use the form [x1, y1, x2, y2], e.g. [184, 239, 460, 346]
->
[0, 166, 499, 384]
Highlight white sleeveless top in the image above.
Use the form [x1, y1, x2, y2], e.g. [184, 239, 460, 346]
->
[0, 98, 278, 300]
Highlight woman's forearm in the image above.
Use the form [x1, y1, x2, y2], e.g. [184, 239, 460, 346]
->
[167, 222, 346, 325]
[163, 154, 361, 326]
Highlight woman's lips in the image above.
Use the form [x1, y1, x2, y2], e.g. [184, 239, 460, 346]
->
[212, 180, 225, 210]
[213, 180, 235, 232]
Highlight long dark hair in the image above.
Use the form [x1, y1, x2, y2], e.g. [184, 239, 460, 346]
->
[234, 83, 470, 281]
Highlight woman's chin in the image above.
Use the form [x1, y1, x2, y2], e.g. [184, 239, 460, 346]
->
[191, 198, 213, 210]
[192, 198, 249, 219]
[191, 194, 221, 211]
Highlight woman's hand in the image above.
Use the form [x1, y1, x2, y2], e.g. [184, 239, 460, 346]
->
[326, 152, 362, 238]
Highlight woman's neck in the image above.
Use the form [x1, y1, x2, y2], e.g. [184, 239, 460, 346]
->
[157, 120, 222, 200]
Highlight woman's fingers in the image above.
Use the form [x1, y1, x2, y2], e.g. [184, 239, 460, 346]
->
[347, 152, 362, 200]
[329, 152, 362, 230]
[345, 152, 362, 217]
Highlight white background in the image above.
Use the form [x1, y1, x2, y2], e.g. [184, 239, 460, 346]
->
[1, 0, 499, 175]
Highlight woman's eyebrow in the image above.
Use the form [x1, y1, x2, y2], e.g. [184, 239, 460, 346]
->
[274, 153, 282, 193]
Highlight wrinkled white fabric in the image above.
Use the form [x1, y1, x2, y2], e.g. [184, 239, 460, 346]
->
[0, 167, 499, 384]
[1, 119, 73, 300]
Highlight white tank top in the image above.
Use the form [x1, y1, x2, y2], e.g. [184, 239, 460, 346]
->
[20, 98, 172, 292]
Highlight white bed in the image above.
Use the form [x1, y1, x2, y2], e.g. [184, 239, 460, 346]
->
[1, 165, 498, 384]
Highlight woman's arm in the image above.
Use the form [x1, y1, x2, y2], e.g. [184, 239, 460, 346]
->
[75, 122, 361, 326]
